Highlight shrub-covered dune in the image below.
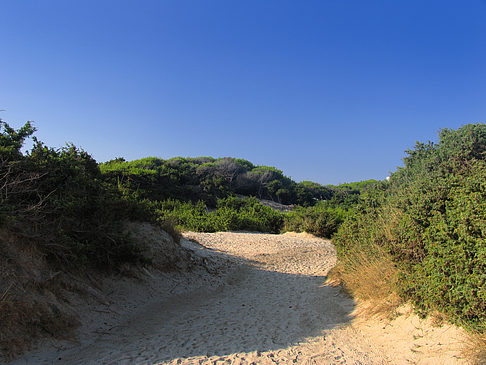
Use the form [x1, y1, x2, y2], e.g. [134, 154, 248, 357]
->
[334, 123, 486, 334]
[0, 121, 188, 359]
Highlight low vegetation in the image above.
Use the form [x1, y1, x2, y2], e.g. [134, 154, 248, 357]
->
[327, 248, 402, 318]
[281, 185, 376, 237]
[283, 201, 345, 238]
[153, 196, 283, 234]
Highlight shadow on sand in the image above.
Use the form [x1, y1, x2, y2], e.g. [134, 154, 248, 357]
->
[99, 244, 357, 364]
[13, 238, 357, 365]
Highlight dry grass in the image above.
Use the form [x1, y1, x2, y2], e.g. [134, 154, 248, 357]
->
[0, 295, 79, 360]
[158, 218, 182, 243]
[429, 310, 448, 328]
[328, 245, 486, 364]
[0, 230, 79, 361]
[463, 332, 486, 365]
[327, 248, 403, 318]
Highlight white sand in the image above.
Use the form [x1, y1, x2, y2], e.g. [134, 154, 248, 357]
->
[11, 231, 468, 364]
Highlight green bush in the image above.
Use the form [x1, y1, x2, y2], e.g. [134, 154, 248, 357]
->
[334, 123, 486, 332]
[154, 196, 284, 233]
[283, 201, 349, 238]
[1, 121, 150, 269]
[100, 156, 343, 206]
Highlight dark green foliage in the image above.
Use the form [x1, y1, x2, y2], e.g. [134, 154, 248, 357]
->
[0, 121, 150, 269]
[295, 181, 334, 206]
[334, 123, 486, 332]
[154, 196, 284, 233]
[283, 201, 349, 238]
[328, 179, 379, 193]
[100, 156, 336, 206]
[0, 119, 377, 269]
[324, 179, 379, 210]
[100, 154, 375, 238]
[0, 121, 36, 159]
[283, 180, 377, 238]
[100, 154, 362, 237]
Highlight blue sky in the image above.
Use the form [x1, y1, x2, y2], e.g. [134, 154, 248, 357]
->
[1, 0, 485, 185]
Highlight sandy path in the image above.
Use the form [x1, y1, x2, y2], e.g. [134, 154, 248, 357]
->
[11, 232, 467, 364]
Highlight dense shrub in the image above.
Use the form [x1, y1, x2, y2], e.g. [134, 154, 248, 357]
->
[0, 121, 150, 269]
[283, 201, 349, 238]
[100, 155, 372, 238]
[100, 156, 338, 206]
[334, 123, 486, 331]
[154, 196, 284, 233]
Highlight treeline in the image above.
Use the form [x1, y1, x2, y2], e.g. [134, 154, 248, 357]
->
[333, 123, 486, 332]
[100, 156, 372, 207]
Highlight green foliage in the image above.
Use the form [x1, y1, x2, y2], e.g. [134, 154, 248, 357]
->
[0, 121, 36, 159]
[0, 121, 151, 269]
[295, 181, 333, 206]
[330, 179, 379, 193]
[100, 156, 337, 206]
[334, 123, 486, 332]
[154, 196, 284, 233]
[283, 201, 349, 238]
[100, 155, 374, 238]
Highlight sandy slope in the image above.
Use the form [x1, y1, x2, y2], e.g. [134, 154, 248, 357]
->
[11, 231, 467, 364]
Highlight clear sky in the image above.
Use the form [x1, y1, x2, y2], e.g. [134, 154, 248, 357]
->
[1, 1, 485, 185]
